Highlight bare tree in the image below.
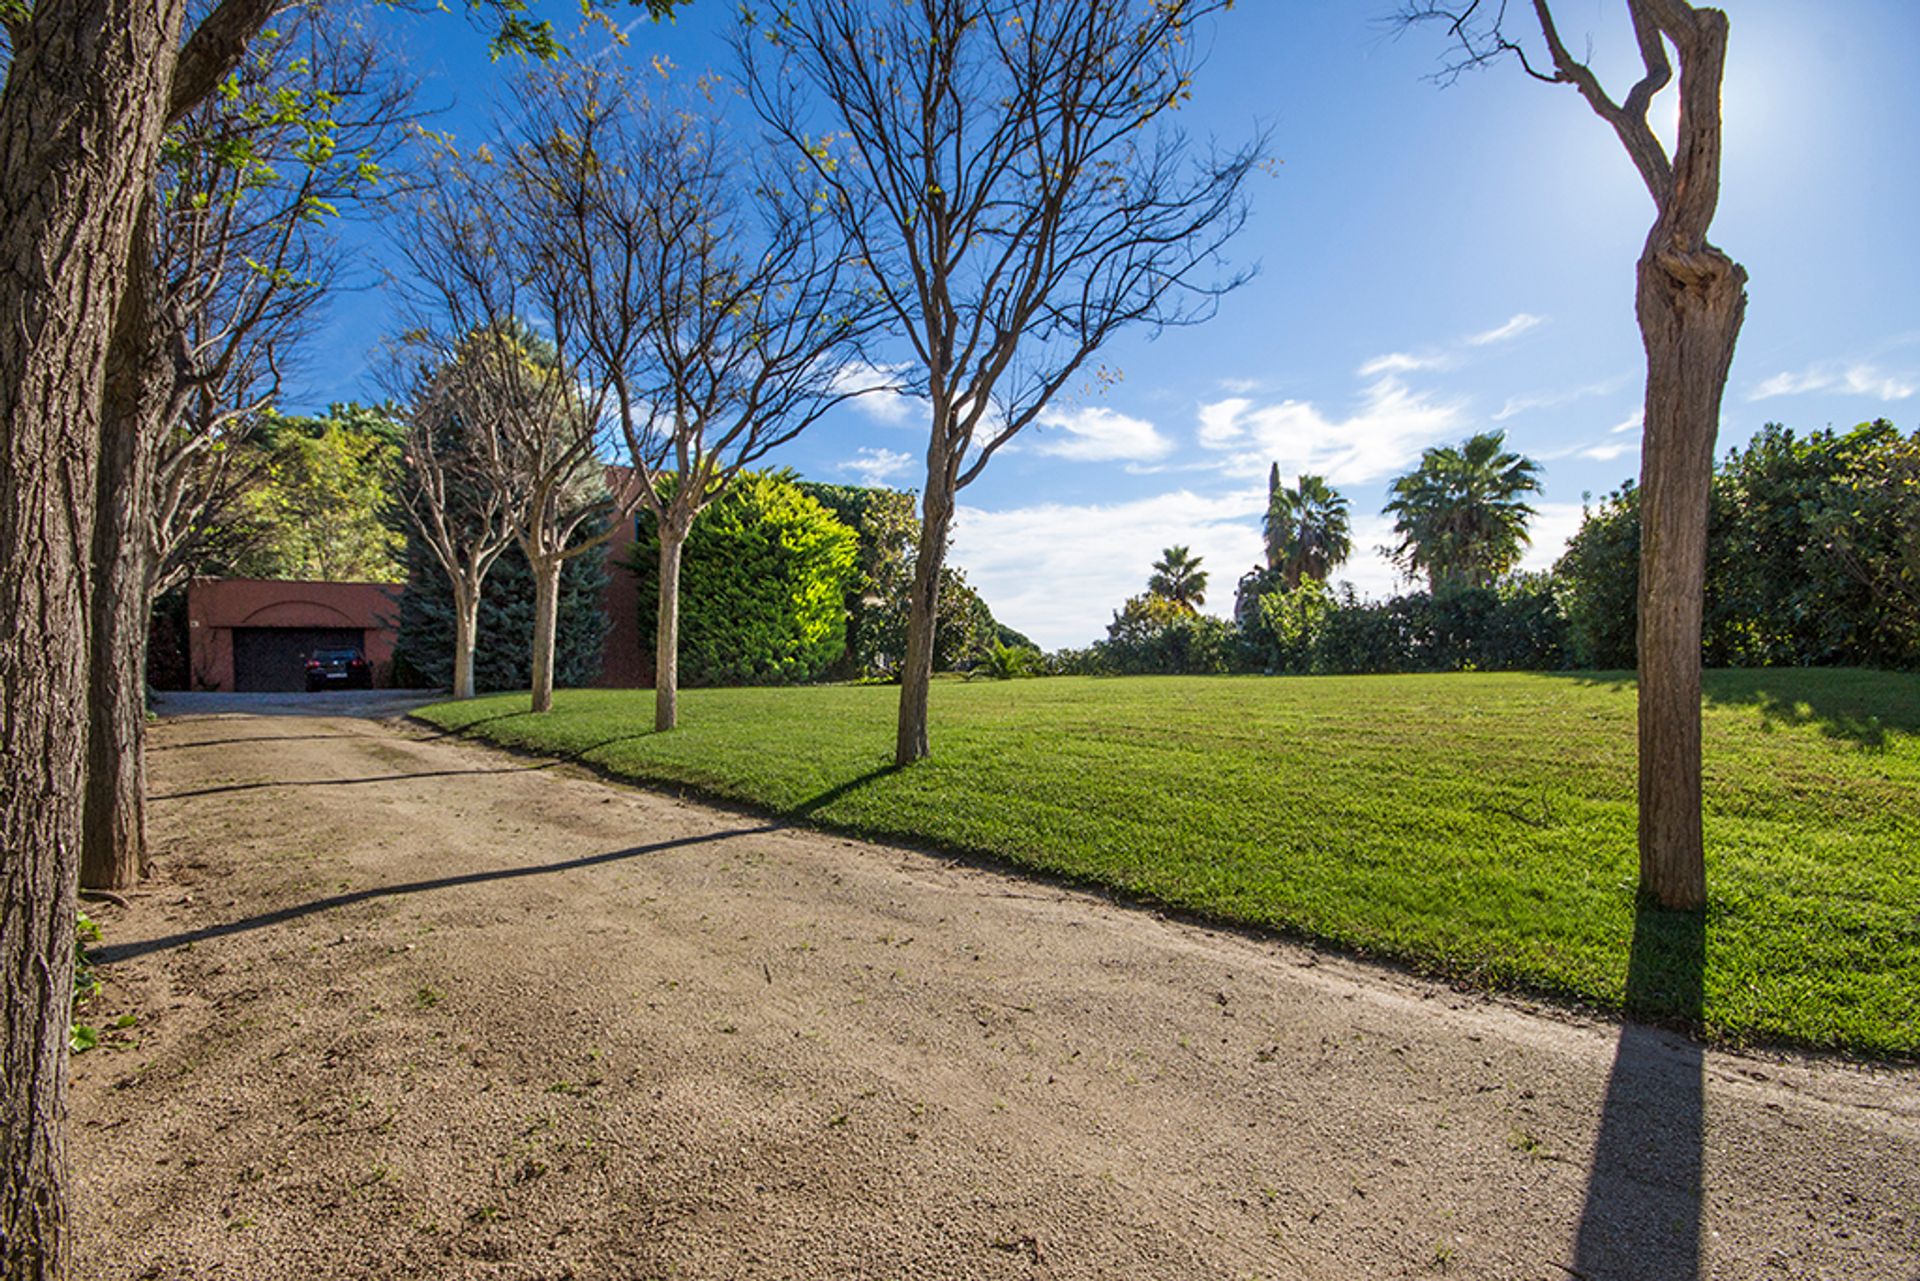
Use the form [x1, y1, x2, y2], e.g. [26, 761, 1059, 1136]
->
[738, 0, 1261, 765]
[393, 148, 642, 714]
[388, 330, 528, 701]
[1401, 0, 1745, 911]
[81, 10, 412, 892]
[511, 65, 881, 731]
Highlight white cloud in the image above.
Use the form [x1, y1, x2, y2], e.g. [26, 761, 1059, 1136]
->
[1609, 408, 1644, 434]
[1195, 376, 1466, 486]
[1217, 376, 1265, 394]
[840, 446, 916, 486]
[1491, 375, 1628, 422]
[1749, 361, 1917, 403]
[1519, 502, 1589, 574]
[1466, 312, 1545, 347]
[949, 489, 1266, 650]
[1579, 442, 1633, 462]
[1356, 351, 1451, 378]
[1029, 406, 1172, 463]
[829, 360, 925, 426]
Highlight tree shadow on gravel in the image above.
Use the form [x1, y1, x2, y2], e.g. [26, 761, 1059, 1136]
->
[149, 735, 647, 801]
[1570, 903, 1707, 1280]
[91, 824, 779, 965]
[152, 733, 363, 752]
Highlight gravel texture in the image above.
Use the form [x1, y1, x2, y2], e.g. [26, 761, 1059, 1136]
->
[69, 709, 1920, 1280]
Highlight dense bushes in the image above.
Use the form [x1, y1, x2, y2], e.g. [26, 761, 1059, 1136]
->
[1556, 421, 1920, 670]
[1068, 420, 1917, 679]
[796, 481, 1000, 678]
[1248, 577, 1564, 675]
[627, 472, 858, 686]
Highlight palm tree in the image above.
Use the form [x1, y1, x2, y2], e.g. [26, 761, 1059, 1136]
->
[1383, 430, 1543, 593]
[1147, 544, 1208, 612]
[1264, 465, 1353, 589]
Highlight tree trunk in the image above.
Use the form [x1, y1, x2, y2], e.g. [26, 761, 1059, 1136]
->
[450, 581, 480, 701]
[0, 5, 188, 1275]
[894, 469, 955, 766]
[83, 209, 166, 892]
[529, 555, 561, 713]
[654, 524, 687, 733]
[1633, 235, 1745, 912]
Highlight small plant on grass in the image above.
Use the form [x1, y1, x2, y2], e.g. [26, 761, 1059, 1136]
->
[970, 642, 1042, 681]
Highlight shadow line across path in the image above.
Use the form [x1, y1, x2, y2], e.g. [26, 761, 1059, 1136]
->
[91, 824, 778, 966]
[1572, 904, 1708, 1279]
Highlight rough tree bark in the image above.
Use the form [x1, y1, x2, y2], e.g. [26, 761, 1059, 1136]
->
[0, 3, 190, 1275]
[895, 444, 958, 766]
[450, 581, 483, 701]
[528, 556, 562, 714]
[82, 213, 168, 892]
[1406, 0, 1744, 910]
[1630, 12, 1745, 911]
[653, 520, 689, 733]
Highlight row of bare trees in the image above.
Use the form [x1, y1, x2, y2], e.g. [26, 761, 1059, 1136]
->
[387, 63, 882, 722]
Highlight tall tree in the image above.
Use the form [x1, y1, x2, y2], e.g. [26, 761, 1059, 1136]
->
[394, 155, 641, 716]
[394, 335, 524, 701]
[1403, 0, 1746, 909]
[0, 3, 683, 1269]
[739, 0, 1261, 765]
[513, 65, 877, 732]
[1265, 467, 1353, 589]
[83, 17, 410, 893]
[1147, 545, 1209, 613]
[1383, 430, 1543, 593]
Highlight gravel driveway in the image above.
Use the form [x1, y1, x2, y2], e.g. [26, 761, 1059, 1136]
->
[69, 709, 1920, 1279]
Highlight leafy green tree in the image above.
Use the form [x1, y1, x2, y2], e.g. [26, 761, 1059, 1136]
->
[1147, 545, 1209, 612]
[230, 404, 407, 582]
[798, 482, 1005, 678]
[625, 472, 858, 686]
[1820, 427, 1920, 663]
[1104, 594, 1232, 674]
[1558, 421, 1920, 670]
[0, 1, 688, 1264]
[1384, 430, 1542, 593]
[1264, 466, 1353, 588]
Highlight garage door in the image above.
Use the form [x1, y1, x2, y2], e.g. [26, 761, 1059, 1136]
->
[232, 627, 364, 692]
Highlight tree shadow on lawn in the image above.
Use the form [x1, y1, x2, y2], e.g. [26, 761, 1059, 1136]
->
[90, 823, 780, 965]
[786, 764, 904, 821]
[1570, 903, 1707, 1280]
[1544, 668, 1912, 751]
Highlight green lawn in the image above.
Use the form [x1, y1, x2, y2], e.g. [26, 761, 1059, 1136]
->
[417, 670, 1920, 1056]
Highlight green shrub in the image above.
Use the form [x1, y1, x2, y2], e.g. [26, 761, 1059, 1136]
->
[971, 641, 1043, 680]
[626, 471, 858, 686]
[1556, 420, 1920, 670]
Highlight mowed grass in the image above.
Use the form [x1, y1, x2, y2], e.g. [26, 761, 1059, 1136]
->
[418, 669, 1920, 1055]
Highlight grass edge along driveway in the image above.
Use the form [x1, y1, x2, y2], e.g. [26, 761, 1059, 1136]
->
[417, 670, 1920, 1057]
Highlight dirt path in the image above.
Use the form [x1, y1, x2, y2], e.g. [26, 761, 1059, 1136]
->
[71, 712, 1919, 1280]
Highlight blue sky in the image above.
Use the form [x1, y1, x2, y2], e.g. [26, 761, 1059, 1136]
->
[306, 0, 1920, 649]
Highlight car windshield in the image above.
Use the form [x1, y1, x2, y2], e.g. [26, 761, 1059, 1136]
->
[313, 650, 362, 663]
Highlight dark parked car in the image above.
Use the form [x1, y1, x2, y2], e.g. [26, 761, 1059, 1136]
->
[305, 646, 373, 692]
